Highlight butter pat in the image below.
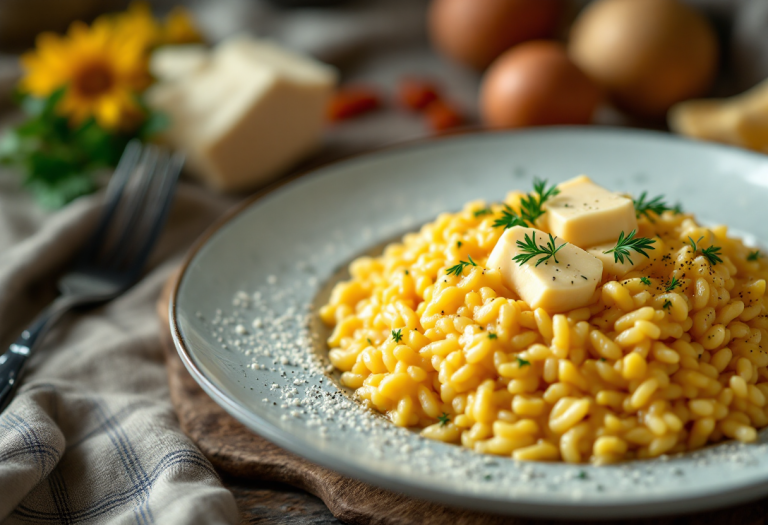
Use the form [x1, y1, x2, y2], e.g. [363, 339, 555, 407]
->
[545, 175, 637, 248]
[146, 36, 338, 192]
[487, 226, 603, 312]
[588, 243, 643, 277]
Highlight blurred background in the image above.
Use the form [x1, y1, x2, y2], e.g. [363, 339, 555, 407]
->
[1, 0, 767, 206]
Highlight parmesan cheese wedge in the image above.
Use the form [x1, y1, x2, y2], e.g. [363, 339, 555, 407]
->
[545, 175, 637, 249]
[145, 36, 338, 192]
[487, 226, 603, 312]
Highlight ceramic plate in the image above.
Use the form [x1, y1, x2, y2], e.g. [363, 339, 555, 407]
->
[170, 128, 768, 519]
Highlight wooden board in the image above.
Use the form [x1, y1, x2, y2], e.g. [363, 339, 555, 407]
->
[157, 272, 767, 525]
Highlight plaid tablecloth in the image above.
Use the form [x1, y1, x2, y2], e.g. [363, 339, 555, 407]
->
[0, 180, 239, 524]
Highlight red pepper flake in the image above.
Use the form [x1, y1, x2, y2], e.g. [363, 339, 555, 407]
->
[425, 99, 463, 132]
[326, 86, 381, 121]
[397, 77, 440, 112]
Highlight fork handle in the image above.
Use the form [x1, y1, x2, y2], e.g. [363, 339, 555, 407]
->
[0, 298, 74, 413]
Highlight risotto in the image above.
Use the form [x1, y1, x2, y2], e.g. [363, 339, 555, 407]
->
[319, 176, 768, 464]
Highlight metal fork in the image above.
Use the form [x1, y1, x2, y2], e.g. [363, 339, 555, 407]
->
[0, 140, 183, 412]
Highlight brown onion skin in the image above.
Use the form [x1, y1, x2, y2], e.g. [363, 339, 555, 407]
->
[480, 40, 603, 129]
[569, 0, 718, 119]
[428, 0, 565, 70]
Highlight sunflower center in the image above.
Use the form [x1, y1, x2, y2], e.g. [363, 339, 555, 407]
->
[74, 62, 114, 97]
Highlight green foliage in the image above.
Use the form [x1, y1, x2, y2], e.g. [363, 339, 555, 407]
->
[0, 88, 167, 208]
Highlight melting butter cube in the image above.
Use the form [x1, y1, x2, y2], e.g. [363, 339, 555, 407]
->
[146, 36, 337, 192]
[487, 226, 603, 312]
[588, 243, 643, 277]
[545, 175, 637, 248]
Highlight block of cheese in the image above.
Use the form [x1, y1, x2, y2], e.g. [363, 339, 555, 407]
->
[150, 45, 209, 81]
[145, 35, 338, 192]
[487, 226, 603, 312]
[544, 175, 637, 248]
[587, 243, 644, 277]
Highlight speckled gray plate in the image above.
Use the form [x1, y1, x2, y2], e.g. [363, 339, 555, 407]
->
[171, 128, 768, 519]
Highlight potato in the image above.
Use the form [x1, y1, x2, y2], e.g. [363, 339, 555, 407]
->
[569, 0, 718, 119]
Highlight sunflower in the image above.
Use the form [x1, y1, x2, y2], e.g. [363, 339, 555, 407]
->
[20, 17, 151, 131]
[111, 2, 203, 50]
[160, 7, 204, 46]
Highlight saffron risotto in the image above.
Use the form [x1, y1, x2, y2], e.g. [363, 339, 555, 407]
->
[319, 181, 768, 464]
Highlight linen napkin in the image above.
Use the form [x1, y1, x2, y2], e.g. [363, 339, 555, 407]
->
[0, 174, 239, 525]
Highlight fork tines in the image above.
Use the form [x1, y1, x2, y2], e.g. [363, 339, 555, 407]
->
[81, 140, 183, 277]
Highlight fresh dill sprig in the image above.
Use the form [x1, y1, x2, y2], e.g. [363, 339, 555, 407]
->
[446, 255, 477, 276]
[663, 299, 672, 310]
[748, 250, 761, 262]
[493, 205, 528, 230]
[517, 357, 531, 367]
[474, 207, 493, 218]
[633, 192, 674, 222]
[391, 329, 403, 343]
[533, 178, 561, 204]
[602, 230, 656, 265]
[518, 178, 560, 225]
[640, 277, 651, 286]
[701, 245, 723, 265]
[488, 333, 497, 340]
[688, 236, 723, 265]
[665, 276, 682, 292]
[366, 338, 373, 345]
[688, 236, 702, 252]
[513, 232, 566, 267]
[672, 202, 683, 215]
[492, 178, 560, 229]
[438, 412, 451, 426]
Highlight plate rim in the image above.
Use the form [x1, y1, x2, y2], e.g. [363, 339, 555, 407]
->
[169, 126, 768, 518]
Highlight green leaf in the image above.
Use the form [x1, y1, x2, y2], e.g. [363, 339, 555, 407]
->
[137, 109, 170, 140]
[26, 172, 95, 209]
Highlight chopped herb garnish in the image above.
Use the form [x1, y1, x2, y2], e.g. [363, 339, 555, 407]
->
[488, 333, 497, 340]
[457, 241, 463, 248]
[665, 276, 681, 292]
[602, 229, 656, 265]
[599, 358, 607, 362]
[493, 178, 560, 229]
[688, 236, 723, 265]
[701, 245, 723, 266]
[366, 338, 373, 345]
[577, 470, 588, 480]
[640, 276, 651, 285]
[518, 178, 560, 225]
[663, 299, 672, 310]
[748, 250, 761, 262]
[474, 207, 493, 218]
[673, 202, 683, 215]
[446, 255, 477, 276]
[533, 178, 561, 206]
[492, 204, 528, 230]
[404, 269, 409, 275]
[581, 275, 588, 280]
[633, 192, 673, 222]
[513, 232, 566, 267]
[688, 236, 702, 252]
[391, 329, 403, 343]
[517, 357, 531, 367]
[438, 412, 450, 426]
